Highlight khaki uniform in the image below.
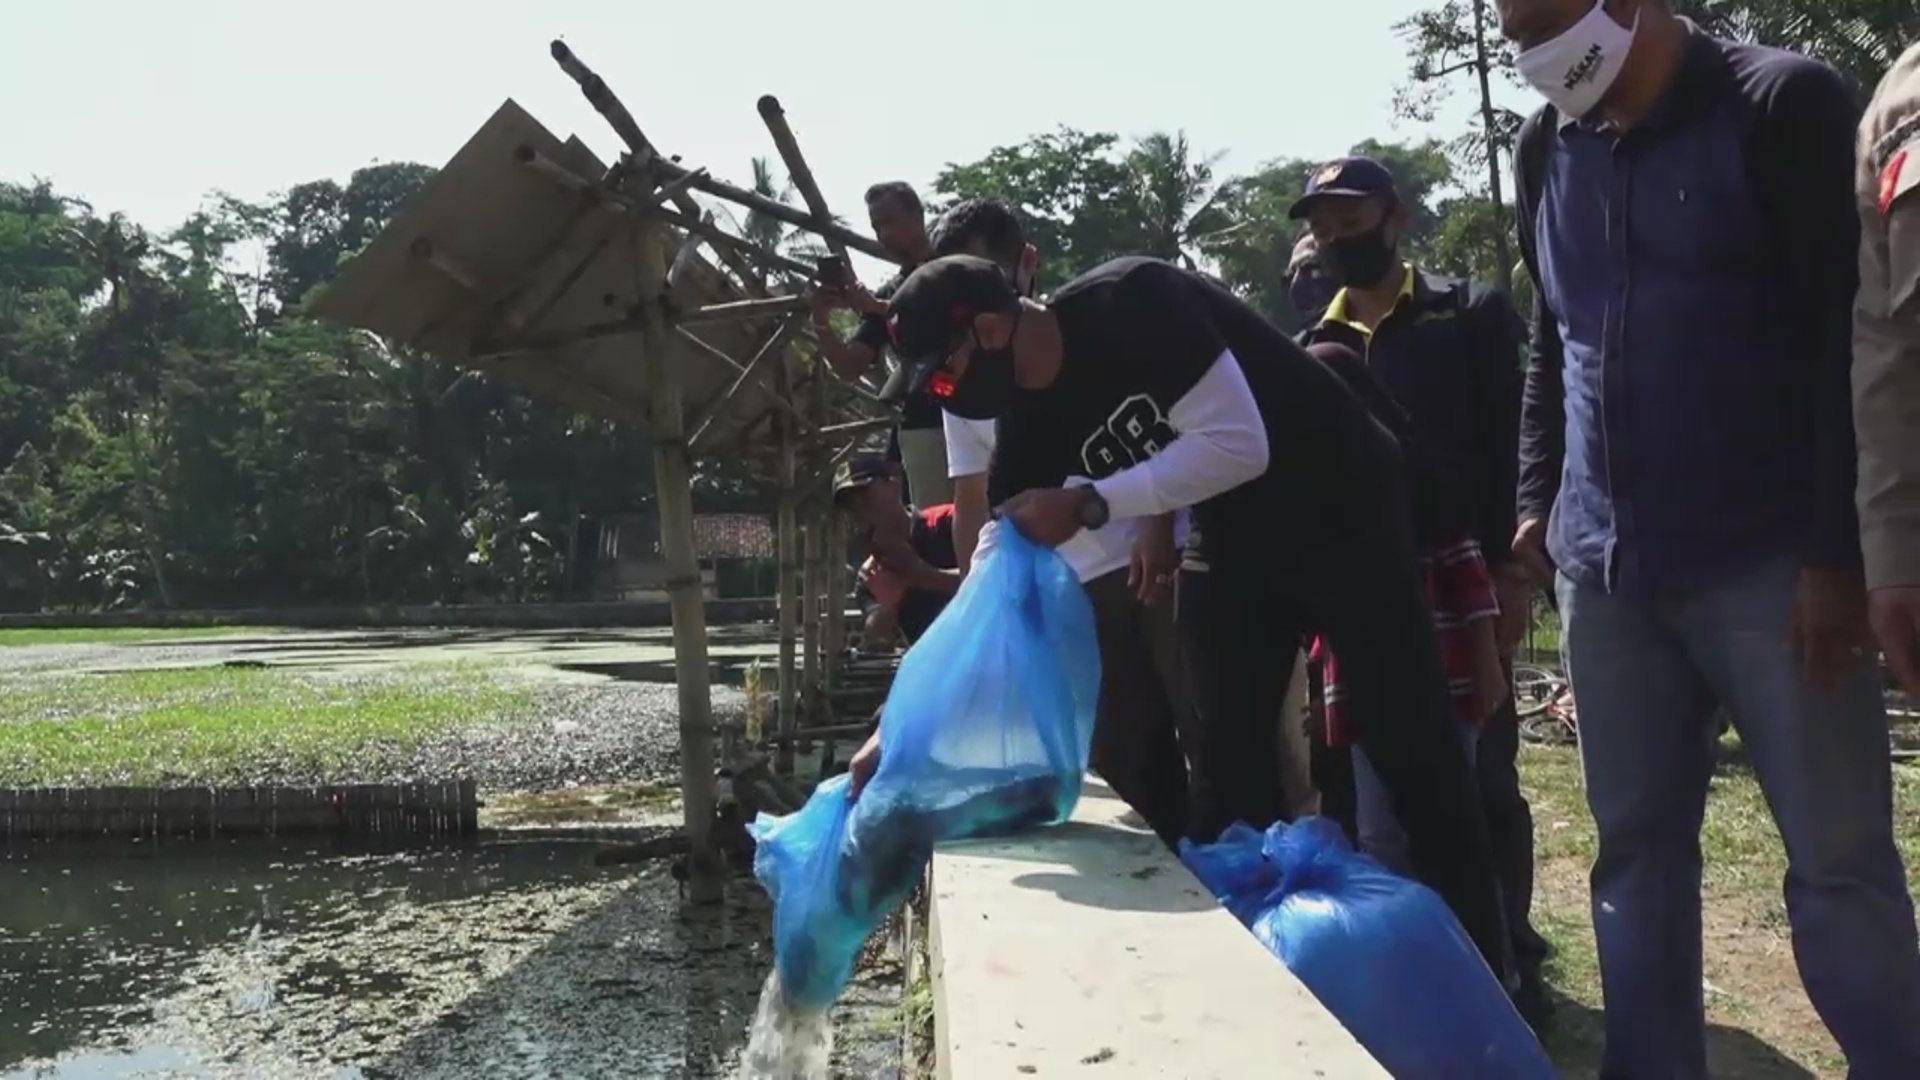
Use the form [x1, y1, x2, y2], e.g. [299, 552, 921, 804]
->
[1855, 43, 1920, 589]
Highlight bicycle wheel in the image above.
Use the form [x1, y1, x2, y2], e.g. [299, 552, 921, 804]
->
[1512, 664, 1565, 720]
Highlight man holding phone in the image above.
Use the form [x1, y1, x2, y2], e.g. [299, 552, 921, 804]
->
[810, 182, 950, 506]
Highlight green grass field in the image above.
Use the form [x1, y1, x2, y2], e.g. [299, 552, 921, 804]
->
[0, 665, 528, 786]
[0, 626, 277, 647]
[1527, 738, 1920, 1077]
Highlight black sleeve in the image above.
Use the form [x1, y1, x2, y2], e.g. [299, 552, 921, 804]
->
[1516, 285, 1566, 527]
[852, 312, 888, 351]
[1512, 107, 1565, 530]
[1110, 261, 1232, 405]
[851, 271, 907, 352]
[1752, 58, 1866, 568]
[1463, 287, 1528, 565]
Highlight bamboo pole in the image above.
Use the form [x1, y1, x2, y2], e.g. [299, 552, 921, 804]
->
[774, 369, 800, 776]
[800, 472, 824, 740]
[814, 373, 847, 701]
[757, 96, 852, 264]
[634, 222, 724, 906]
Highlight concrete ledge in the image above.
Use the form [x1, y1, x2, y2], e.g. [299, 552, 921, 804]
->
[928, 779, 1386, 1078]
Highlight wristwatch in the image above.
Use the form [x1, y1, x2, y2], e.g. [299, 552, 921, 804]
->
[1071, 484, 1110, 530]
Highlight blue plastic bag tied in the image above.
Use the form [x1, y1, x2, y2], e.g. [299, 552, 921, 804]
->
[1180, 817, 1554, 1079]
[750, 525, 1101, 1011]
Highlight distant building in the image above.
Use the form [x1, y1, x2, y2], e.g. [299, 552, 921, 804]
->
[587, 512, 777, 600]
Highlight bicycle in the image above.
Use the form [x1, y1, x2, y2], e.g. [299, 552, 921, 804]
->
[1512, 662, 1578, 745]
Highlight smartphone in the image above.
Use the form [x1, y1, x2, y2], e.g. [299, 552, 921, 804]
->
[816, 254, 850, 289]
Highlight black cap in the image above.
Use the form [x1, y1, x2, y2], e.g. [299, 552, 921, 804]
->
[880, 254, 1018, 404]
[832, 452, 898, 506]
[1286, 156, 1399, 220]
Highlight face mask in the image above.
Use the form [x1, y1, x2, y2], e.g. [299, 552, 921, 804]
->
[1290, 266, 1339, 318]
[943, 309, 1022, 421]
[1516, 0, 1639, 119]
[1319, 224, 1398, 290]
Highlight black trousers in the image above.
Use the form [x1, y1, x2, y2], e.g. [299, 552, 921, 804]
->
[1174, 435, 1509, 977]
[1479, 671, 1549, 976]
[1084, 569, 1191, 847]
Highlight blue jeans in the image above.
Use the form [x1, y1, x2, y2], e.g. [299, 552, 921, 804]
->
[1558, 558, 1920, 1079]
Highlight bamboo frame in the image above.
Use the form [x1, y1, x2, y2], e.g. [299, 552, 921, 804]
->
[373, 41, 914, 900]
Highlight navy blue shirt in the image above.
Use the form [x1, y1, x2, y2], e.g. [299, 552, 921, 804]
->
[1516, 27, 1864, 593]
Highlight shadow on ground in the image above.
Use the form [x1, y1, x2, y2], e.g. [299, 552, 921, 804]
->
[1542, 991, 1817, 1078]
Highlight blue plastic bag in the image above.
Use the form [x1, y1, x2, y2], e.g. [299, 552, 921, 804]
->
[1181, 818, 1553, 1079]
[751, 524, 1101, 1010]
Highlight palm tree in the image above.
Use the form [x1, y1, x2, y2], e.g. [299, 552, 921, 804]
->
[1674, 0, 1912, 87]
[1125, 132, 1237, 270]
[711, 156, 845, 289]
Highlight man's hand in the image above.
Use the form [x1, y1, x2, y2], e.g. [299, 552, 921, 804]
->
[1870, 586, 1920, 697]
[841, 280, 886, 317]
[1129, 514, 1179, 605]
[1787, 566, 1874, 692]
[996, 488, 1089, 548]
[1511, 517, 1553, 587]
[848, 727, 883, 799]
[1493, 563, 1533, 658]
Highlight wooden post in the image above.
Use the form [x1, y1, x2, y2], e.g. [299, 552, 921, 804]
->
[636, 225, 724, 906]
[774, 376, 800, 776]
[800, 482, 823, 736]
[815, 375, 847, 701]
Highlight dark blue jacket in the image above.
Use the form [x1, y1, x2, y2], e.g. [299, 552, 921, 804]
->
[1513, 27, 1864, 593]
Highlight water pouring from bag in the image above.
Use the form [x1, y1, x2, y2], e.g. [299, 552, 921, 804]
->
[738, 970, 833, 1080]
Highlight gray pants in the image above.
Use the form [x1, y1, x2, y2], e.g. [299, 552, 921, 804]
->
[896, 427, 951, 507]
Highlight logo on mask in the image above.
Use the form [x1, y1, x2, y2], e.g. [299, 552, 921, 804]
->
[1562, 43, 1605, 89]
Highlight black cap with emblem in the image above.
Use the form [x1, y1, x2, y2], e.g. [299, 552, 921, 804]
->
[879, 254, 1020, 404]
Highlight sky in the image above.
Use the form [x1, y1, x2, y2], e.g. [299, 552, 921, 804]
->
[6, 0, 1525, 279]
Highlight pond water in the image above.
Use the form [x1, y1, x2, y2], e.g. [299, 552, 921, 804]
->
[0, 838, 901, 1078]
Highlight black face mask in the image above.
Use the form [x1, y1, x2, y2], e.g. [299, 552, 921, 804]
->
[942, 309, 1022, 421]
[1320, 223, 1398, 290]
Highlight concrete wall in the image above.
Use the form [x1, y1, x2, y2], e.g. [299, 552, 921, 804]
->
[927, 780, 1386, 1078]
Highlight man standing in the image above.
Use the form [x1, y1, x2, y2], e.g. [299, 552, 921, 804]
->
[871, 251, 1511, 978]
[921, 197, 1194, 842]
[833, 453, 959, 647]
[1855, 42, 1920, 699]
[1287, 233, 1337, 328]
[1292, 156, 1549, 1014]
[810, 181, 951, 506]
[1501, 0, 1920, 1073]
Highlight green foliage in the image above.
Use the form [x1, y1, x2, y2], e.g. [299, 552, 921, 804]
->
[0, 171, 721, 613]
[0, 664, 529, 785]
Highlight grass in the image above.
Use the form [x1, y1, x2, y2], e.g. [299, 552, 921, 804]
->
[0, 664, 529, 786]
[1525, 738, 1920, 1077]
[0, 626, 277, 647]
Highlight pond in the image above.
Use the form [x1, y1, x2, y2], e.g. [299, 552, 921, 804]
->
[0, 837, 902, 1078]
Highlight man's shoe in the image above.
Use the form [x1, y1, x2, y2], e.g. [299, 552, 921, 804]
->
[1510, 974, 1556, 1037]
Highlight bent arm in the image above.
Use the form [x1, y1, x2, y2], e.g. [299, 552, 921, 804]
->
[943, 411, 997, 571]
[1094, 349, 1270, 520]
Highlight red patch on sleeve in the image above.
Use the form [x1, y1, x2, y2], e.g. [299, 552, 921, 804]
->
[1881, 148, 1910, 216]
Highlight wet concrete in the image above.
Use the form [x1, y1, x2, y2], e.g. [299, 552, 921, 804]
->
[1, 838, 903, 1079]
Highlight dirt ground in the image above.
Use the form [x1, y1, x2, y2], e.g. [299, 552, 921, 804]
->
[1524, 737, 1920, 1079]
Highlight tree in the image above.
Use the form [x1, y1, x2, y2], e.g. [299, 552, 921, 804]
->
[1396, 0, 1521, 294]
[1125, 131, 1234, 269]
[1675, 0, 1913, 88]
[932, 128, 1146, 286]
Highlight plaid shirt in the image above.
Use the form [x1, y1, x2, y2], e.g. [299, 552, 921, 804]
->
[1311, 536, 1499, 746]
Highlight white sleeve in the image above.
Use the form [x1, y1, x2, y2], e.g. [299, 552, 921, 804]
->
[1093, 349, 1270, 520]
[943, 411, 997, 479]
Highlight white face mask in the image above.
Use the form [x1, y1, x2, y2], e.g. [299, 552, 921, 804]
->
[1515, 0, 1639, 119]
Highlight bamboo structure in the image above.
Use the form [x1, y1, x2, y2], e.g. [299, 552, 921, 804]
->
[309, 42, 901, 903]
